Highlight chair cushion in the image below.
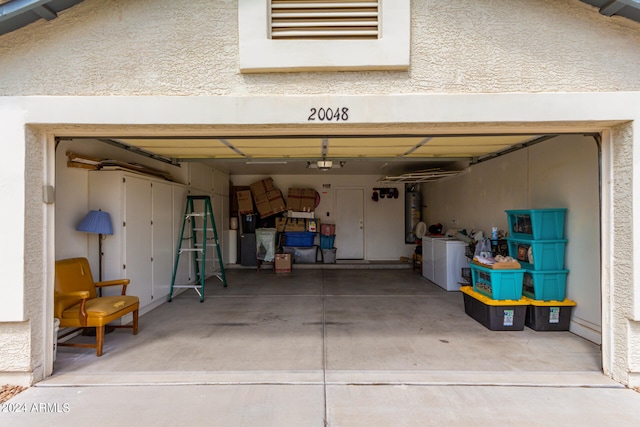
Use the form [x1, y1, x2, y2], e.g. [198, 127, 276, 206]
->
[61, 296, 139, 319]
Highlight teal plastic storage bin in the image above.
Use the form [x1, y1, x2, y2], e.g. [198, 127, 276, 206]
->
[506, 209, 567, 240]
[470, 263, 525, 300]
[506, 238, 567, 270]
[522, 269, 569, 301]
[320, 234, 335, 249]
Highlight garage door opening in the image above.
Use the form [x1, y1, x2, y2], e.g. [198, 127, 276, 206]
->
[49, 130, 602, 385]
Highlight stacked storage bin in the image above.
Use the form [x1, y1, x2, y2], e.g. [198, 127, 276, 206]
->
[466, 261, 527, 331]
[320, 224, 337, 264]
[283, 231, 317, 263]
[505, 209, 576, 330]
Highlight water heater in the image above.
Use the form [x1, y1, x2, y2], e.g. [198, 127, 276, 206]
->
[405, 190, 422, 243]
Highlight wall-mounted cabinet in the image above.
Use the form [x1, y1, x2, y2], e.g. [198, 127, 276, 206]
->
[88, 171, 189, 314]
[189, 163, 214, 193]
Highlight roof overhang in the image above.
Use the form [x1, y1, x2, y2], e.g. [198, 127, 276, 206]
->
[0, 0, 85, 36]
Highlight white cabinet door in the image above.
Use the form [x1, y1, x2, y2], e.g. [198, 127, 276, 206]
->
[189, 163, 213, 193]
[213, 169, 229, 196]
[172, 185, 192, 285]
[212, 193, 228, 266]
[87, 172, 125, 285]
[152, 181, 174, 300]
[124, 176, 153, 308]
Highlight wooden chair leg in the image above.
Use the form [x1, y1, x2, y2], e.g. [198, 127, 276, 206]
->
[132, 309, 139, 335]
[96, 326, 105, 357]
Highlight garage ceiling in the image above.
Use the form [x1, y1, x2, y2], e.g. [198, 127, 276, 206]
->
[104, 134, 547, 177]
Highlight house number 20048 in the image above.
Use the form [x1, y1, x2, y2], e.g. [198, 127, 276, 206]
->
[308, 107, 349, 121]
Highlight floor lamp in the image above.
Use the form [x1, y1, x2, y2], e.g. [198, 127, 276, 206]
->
[77, 209, 114, 335]
[77, 209, 113, 285]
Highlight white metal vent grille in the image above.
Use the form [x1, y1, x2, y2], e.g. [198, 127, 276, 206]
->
[270, 1, 379, 40]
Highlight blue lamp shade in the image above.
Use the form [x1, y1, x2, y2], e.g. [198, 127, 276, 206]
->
[76, 210, 113, 235]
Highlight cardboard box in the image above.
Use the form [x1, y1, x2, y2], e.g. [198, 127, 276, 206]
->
[267, 189, 286, 214]
[300, 188, 316, 212]
[275, 253, 292, 273]
[253, 189, 286, 218]
[236, 190, 254, 214]
[275, 217, 287, 232]
[254, 193, 272, 217]
[286, 218, 306, 232]
[250, 177, 275, 197]
[287, 188, 302, 211]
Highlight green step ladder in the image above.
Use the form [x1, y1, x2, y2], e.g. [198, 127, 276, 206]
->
[169, 195, 227, 302]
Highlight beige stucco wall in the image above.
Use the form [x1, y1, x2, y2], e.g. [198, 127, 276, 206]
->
[611, 123, 636, 385]
[1, 1, 640, 386]
[0, 0, 640, 96]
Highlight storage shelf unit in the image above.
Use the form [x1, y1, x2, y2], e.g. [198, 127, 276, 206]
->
[88, 171, 190, 316]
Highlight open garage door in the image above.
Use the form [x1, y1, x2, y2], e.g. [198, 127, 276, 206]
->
[52, 129, 602, 387]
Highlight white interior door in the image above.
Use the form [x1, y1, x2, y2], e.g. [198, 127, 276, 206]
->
[335, 188, 364, 259]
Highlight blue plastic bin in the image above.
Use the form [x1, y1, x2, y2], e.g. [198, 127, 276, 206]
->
[320, 235, 335, 249]
[284, 232, 315, 247]
[506, 238, 567, 270]
[506, 209, 567, 240]
[470, 263, 525, 300]
[522, 269, 569, 301]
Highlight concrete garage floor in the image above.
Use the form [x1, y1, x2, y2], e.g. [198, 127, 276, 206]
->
[4, 268, 640, 426]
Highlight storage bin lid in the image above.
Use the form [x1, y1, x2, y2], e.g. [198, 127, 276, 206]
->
[522, 296, 576, 306]
[460, 286, 529, 306]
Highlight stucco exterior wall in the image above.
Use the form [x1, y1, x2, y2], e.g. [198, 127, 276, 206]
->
[0, 0, 639, 96]
[611, 123, 635, 385]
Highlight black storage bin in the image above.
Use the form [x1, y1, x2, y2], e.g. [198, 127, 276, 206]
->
[524, 298, 575, 331]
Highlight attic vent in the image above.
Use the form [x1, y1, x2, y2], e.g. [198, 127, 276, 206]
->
[270, 0, 379, 40]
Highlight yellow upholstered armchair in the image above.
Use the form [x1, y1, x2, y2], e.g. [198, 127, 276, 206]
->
[54, 257, 139, 356]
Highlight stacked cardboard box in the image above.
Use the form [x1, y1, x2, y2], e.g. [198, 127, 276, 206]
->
[250, 177, 287, 218]
[287, 188, 317, 212]
[276, 217, 320, 232]
[236, 190, 254, 214]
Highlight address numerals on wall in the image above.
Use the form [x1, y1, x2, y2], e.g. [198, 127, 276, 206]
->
[308, 107, 349, 122]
